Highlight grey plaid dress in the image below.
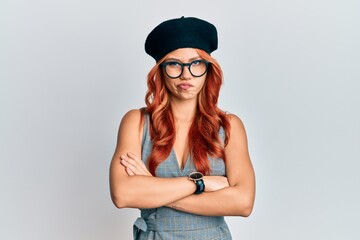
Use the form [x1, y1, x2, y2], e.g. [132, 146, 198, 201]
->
[133, 115, 232, 240]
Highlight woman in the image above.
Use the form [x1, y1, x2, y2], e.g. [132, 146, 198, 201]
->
[109, 16, 255, 239]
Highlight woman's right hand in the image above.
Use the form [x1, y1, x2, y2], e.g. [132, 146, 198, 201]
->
[203, 176, 229, 192]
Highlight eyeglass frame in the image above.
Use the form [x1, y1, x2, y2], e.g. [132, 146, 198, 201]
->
[160, 59, 209, 79]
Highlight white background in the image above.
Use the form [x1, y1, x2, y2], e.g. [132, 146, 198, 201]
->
[1, 0, 359, 239]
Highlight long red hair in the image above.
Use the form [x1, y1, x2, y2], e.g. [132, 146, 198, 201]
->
[143, 49, 230, 176]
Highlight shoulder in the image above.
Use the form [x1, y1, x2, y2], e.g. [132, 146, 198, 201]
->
[225, 113, 248, 141]
[116, 109, 145, 146]
[121, 109, 142, 122]
[226, 113, 246, 131]
[119, 109, 144, 132]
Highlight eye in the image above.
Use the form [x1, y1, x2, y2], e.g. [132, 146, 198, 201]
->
[191, 60, 202, 66]
[166, 61, 181, 67]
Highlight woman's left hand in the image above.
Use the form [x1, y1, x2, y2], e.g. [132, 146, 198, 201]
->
[120, 152, 153, 176]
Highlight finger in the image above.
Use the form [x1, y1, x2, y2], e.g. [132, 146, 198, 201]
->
[120, 156, 130, 167]
[126, 153, 148, 173]
[126, 162, 139, 175]
[120, 156, 140, 175]
[127, 152, 151, 175]
[120, 156, 134, 176]
[123, 156, 141, 171]
[126, 152, 142, 163]
[122, 154, 153, 176]
[125, 167, 135, 176]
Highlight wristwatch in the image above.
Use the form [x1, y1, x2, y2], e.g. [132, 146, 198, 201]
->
[188, 172, 205, 194]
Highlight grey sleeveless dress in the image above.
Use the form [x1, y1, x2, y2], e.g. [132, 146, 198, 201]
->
[133, 115, 232, 240]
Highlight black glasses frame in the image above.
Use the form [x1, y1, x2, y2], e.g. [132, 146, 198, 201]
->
[161, 60, 209, 79]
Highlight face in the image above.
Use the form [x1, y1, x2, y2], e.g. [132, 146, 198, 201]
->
[161, 48, 207, 101]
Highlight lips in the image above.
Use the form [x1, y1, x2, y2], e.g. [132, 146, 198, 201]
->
[177, 83, 193, 90]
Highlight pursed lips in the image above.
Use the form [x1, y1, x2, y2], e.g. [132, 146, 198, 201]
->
[177, 83, 193, 90]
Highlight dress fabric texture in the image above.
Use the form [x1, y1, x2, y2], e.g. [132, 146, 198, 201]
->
[133, 114, 232, 240]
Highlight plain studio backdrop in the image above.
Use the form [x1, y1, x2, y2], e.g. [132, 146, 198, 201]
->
[1, 0, 359, 239]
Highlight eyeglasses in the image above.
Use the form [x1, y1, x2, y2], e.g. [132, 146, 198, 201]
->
[161, 60, 209, 79]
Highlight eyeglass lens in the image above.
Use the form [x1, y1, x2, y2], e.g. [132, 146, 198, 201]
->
[163, 60, 208, 78]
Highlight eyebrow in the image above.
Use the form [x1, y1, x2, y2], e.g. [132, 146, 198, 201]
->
[164, 56, 202, 62]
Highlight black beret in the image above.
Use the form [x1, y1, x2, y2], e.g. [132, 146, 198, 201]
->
[145, 16, 218, 62]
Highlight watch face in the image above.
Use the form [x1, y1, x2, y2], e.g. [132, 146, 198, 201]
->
[190, 172, 203, 180]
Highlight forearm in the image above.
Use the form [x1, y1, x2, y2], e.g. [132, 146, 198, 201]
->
[111, 174, 196, 209]
[167, 186, 254, 217]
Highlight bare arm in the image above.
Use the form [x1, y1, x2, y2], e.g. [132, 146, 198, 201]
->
[109, 109, 197, 209]
[110, 110, 254, 215]
[166, 114, 256, 217]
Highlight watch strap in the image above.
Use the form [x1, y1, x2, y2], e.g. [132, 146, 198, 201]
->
[194, 179, 205, 194]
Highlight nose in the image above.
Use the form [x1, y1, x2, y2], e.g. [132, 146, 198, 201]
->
[180, 65, 192, 79]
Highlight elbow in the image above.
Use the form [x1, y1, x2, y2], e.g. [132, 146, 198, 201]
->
[240, 204, 253, 217]
[236, 196, 254, 217]
[110, 174, 139, 209]
[111, 194, 127, 209]
[111, 194, 127, 208]
[110, 186, 131, 209]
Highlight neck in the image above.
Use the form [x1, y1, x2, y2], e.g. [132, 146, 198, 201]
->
[169, 98, 197, 123]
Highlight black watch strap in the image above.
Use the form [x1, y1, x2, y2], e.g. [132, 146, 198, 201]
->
[194, 179, 205, 194]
